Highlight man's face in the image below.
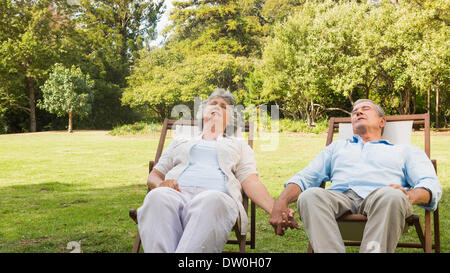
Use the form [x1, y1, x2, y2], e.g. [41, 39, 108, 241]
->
[351, 102, 385, 135]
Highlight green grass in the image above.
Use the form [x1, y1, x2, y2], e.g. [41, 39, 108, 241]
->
[0, 130, 448, 253]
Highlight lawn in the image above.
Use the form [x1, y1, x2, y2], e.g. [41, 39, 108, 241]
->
[0, 130, 448, 253]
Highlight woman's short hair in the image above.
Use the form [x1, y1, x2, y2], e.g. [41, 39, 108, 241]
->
[196, 88, 240, 136]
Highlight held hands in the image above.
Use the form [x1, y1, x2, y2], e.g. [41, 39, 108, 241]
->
[159, 179, 181, 192]
[269, 200, 300, 236]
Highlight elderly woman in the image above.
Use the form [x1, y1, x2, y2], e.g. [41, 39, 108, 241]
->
[137, 89, 276, 253]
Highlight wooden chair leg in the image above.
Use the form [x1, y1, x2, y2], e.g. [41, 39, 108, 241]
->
[307, 242, 314, 253]
[132, 230, 141, 253]
[250, 201, 256, 249]
[425, 211, 432, 253]
[237, 233, 246, 253]
[434, 208, 440, 253]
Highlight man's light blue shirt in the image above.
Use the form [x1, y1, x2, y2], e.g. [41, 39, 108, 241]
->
[285, 135, 441, 211]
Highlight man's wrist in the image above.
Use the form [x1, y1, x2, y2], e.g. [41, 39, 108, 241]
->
[278, 183, 302, 204]
[412, 187, 432, 205]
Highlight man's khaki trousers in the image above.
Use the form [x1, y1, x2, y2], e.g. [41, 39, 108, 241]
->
[297, 186, 413, 253]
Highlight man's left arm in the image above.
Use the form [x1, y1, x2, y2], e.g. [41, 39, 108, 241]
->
[388, 184, 432, 205]
[402, 146, 442, 211]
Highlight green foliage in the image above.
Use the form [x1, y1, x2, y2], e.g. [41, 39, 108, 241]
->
[260, 0, 449, 126]
[260, 1, 359, 124]
[0, 0, 164, 133]
[168, 0, 264, 57]
[123, 43, 251, 118]
[1, 0, 449, 132]
[0, 0, 80, 132]
[39, 64, 94, 118]
[278, 119, 329, 134]
[76, 0, 164, 86]
[109, 121, 162, 136]
[67, 0, 165, 129]
[123, 0, 297, 118]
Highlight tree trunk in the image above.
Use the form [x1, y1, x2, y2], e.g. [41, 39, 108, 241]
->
[347, 90, 354, 105]
[68, 111, 73, 133]
[310, 98, 316, 127]
[435, 81, 440, 128]
[403, 86, 411, 115]
[27, 77, 37, 132]
[427, 86, 431, 113]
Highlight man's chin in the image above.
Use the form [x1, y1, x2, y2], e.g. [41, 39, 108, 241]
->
[353, 124, 367, 135]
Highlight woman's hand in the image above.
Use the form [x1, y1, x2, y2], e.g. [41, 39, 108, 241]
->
[159, 179, 181, 192]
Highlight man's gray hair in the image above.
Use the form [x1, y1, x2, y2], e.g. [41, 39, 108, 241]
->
[196, 88, 241, 136]
[353, 99, 385, 117]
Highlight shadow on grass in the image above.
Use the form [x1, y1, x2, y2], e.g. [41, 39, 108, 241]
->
[0, 181, 147, 253]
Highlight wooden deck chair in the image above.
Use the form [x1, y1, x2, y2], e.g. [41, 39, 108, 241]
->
[307, 113, 440, 253]
[129, 118, 257, 253]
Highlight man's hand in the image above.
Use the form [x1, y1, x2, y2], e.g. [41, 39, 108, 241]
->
[159, 179, 181, 192]
[269, 200, 300, 236]
[388, 184, 430, 205]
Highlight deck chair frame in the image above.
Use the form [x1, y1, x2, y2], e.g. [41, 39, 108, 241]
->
[129, 118, 257, 253]
[307, 113, 440, 253]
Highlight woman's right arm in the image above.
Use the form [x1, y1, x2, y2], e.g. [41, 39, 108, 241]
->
[148, 169, 182, 192]
[147, 168, 165, 190]
[147, 139, 180, 190]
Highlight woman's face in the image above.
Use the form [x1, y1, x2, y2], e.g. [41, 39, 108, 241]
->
[202, 97, 231, 132]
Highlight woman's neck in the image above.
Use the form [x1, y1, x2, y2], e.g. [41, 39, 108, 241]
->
[202, 124, 223, 140]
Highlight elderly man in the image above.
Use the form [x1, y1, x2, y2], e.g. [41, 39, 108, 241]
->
[270, 99, 441, 253]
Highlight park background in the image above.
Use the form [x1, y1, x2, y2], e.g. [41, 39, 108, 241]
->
[0, 0, 448, 252]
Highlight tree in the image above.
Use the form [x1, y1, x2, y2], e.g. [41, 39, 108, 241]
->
[77, 0, 164, 87]
[39, 64, 94, 133]
[402, 0, 449, 126]
[71, 0, 164, 128]
[260, 0, 449, 126]
[0, 0, 165, 133]
[124, 0, 265, 117]
[0, 0, 77, 132]
[168, 0, 264, 58]
[261, 1, 358, 125]
[123, 43, 250, 119]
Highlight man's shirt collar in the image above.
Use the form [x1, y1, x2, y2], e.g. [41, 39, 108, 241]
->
[351, 134, 394, 146]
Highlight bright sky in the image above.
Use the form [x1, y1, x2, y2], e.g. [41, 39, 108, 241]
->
[150, 0, 175, 47]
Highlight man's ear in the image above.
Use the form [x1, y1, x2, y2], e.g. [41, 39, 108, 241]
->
[379, 117, 387, 130]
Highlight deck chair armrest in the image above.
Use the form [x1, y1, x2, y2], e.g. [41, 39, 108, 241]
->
[431, 159, 437, 172]
[129, 209, 138, 224]
[149, 160, 155, 173]
[147, 161, 156, 192]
